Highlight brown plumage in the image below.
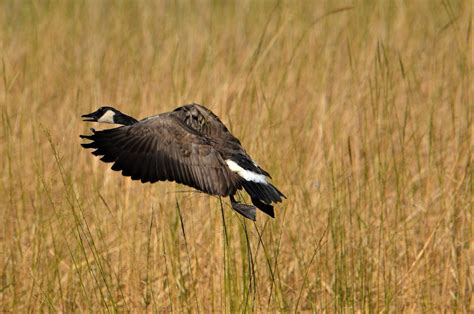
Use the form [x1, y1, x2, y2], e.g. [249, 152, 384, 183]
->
[80, 103, 285, 220]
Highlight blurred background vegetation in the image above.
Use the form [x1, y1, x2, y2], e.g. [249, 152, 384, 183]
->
[0, 0, 471, 312]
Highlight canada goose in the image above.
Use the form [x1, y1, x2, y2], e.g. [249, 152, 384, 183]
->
[80, 103, 285, 220]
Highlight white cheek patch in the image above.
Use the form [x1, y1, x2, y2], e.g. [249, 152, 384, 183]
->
[98, 110, 116, 124]
[226, 159, 268, 184]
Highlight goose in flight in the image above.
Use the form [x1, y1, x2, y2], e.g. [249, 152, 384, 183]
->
[80, 103, 285, 220]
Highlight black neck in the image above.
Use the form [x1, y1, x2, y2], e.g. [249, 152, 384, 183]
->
[115, 113, 138, 126]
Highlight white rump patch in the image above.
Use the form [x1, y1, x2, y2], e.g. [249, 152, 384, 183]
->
[226, 159, 268, 184]
[98, 110, 116, 124]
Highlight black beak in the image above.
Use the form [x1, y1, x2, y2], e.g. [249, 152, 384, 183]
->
[81, 110, 101, 122]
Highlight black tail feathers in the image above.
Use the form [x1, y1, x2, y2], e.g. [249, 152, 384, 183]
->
[241, 181, 285, 218]
[251, 198, 275, 218]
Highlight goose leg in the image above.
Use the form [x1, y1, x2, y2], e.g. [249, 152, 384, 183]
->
[230, 195, 256, 221]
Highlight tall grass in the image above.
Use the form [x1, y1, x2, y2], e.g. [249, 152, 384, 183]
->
[1, 1, 471, 312]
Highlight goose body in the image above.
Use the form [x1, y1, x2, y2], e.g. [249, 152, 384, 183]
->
[80, 103, 285, 220]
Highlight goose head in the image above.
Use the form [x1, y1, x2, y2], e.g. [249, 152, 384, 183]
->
[82, 106, 138, 125]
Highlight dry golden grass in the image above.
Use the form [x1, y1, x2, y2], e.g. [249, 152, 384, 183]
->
[0, 1, 472, 312]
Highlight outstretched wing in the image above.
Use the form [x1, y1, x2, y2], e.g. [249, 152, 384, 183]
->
[80, 113, 241, 196]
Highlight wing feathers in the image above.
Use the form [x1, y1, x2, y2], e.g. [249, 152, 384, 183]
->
[81, 116, 239, 196]
[154, 152, 166, 181]
[148, 154, 158, 183]
[139, 154, 151, 183]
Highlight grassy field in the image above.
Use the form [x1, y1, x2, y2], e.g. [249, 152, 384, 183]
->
[0, 1, 472, 312]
